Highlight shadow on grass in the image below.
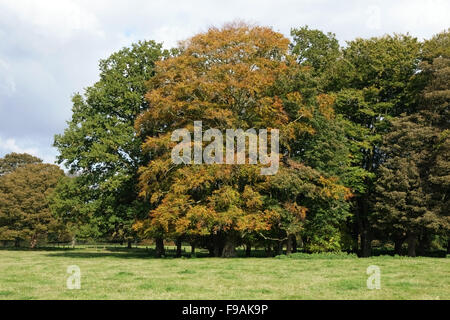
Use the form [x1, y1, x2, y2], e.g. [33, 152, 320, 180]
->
[45, 249, 156, 259]
[371, 248, 448, 258]
[40, 247, 216, 259]
[41, 247, 270, 259]
[0, 247, 77, 252]
[0, 246, 156, 258]
[42, 248, 264, 259]
[1, 246, 447, 259]
[43, 248, 450, 259]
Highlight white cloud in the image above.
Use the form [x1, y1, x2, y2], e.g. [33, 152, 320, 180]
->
[0, 137, 38, 156]
[0, 0, 102, 41]
[0, 136, 57, 164]
[386, 0, 450, 32]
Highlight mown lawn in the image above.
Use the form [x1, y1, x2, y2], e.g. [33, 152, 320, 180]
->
[0, 247, 448, 300]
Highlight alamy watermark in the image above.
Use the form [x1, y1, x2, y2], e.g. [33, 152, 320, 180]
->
[171, 121, 279, 175]
[366, 5, 381, 30]
[67, 265, 81, 290]
[366, 265, 381, 290]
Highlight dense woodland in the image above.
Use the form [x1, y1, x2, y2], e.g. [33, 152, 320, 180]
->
[0, 23, 448, 258]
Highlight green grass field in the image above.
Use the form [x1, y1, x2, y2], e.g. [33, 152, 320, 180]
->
[0, 247, 449, 300]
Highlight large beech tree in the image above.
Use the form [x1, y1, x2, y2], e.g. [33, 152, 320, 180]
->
[134, 23, 351, 257]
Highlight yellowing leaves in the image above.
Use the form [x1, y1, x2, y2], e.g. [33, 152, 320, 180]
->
[284, 202, 307, 220]
[318, 176, 353, 200]
[317, 93, 335, 120]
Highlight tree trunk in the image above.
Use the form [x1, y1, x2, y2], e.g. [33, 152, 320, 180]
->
[71, 236, 77, 248]
[360, 230, 372, 257]
[447, 239, 450, 255]
[222, 237, 237, 258]
[351, 220, 359, 254]
[127, 240, 132, 249]
[292, 235, 298, 253]
[213, 242, 221, 257]
[30, 235, 37, 249]
[176, 238, 182, 258]
[357, 195, 372, 257]
[274, 241, 283, 256]
[266, 244, 272, 257]
[286, 235, 293, 255]
[394, 237, 404, 256]
[155, 237, 165, 258]
[14, 239, 20, 248]
[207, 242, 214, 257]
[245, 243, 251, 257]
[191, 243, 196, 256]
[407, 233, 417, 257]
[417, 233, 430, 256]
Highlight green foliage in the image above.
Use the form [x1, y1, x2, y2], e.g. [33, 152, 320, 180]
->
[373, 31, 450, 256]
[327, 34, 424, 255]
[374, 115, 437, 233]
[422, 28, 450, 61]
[290, 26, 340, 76]
[48, 175, 102, 241]
[0, 161, 65, 247]
[0, 153, 42, 176]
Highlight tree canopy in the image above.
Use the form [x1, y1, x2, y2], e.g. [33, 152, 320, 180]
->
[0, 158, 65, 248]
[0, 153, 42, 176]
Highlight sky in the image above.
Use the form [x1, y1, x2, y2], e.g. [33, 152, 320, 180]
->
[0, 0, 449, 165]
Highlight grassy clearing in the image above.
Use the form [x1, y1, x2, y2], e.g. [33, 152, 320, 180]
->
[0, 247, 448, 300]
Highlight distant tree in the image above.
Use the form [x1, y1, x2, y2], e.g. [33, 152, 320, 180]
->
[53, 41, 166, 246]
[290, 26, 340, 78]
[49, 175, 102, 246]
[422, 28, 450, 63]
[0, 162, 65, 248]
[0, 153, 42, 176]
